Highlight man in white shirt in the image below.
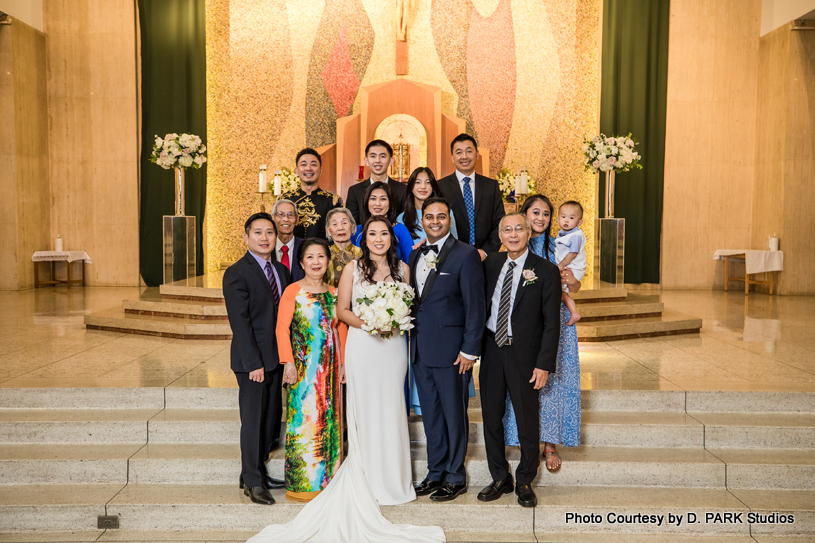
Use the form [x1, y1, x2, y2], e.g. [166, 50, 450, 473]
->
[345, 139, 408, 224]
[271, 199, 304, 281]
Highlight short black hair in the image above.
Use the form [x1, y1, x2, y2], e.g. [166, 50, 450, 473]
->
[450, 133, 478, 154]
[559, 200, 584, 219]
[297, 237, 330, 265]
[295, 147, 322, 166]
[422, 196, 450, 214]
[244, 212, 277, 235]
[365, 139, 393, 157]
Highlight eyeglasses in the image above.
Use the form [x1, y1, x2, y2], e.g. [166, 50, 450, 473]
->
[501, 226, 528, 234]
[275, 212, 296, 219]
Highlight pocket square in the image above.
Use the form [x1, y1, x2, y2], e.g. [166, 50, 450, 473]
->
[439, 272, 451, 276]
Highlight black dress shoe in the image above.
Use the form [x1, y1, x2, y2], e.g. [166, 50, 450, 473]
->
[515, 484, 537, 508]
[477, 477, 514, 502]
[264, 475, 285, 489]
[244, 486, 275, 505]
[414, 477, 444, 496]
[429, 482, 467, 502]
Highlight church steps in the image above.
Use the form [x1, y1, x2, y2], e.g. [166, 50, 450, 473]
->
[576, 309, 703, 341]
[84, 308, 233, 340]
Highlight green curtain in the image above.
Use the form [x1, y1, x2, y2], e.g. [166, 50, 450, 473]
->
[600, 0, 669, 284]
[138, 0, 207, 286]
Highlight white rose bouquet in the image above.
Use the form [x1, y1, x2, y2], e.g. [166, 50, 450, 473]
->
[354, 281, 415, 339]
[277, 167, 302, 194]
[583, 133, 642, 174]
[150, 133, 207, 170]
[496, 167, 537, 203]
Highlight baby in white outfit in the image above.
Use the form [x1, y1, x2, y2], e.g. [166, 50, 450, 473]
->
[554, 201, 586, 326]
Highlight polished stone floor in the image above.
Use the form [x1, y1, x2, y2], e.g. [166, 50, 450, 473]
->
[0, 287, 813, 392]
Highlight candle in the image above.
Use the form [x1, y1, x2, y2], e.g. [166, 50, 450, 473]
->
[514, 174, 522, 196]
[274, 170, 282, 196]
[259, 164, 267, 193]
[358, 166, 365, 180]
[518, 170, 529, 195]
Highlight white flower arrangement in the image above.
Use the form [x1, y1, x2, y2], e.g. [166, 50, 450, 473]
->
[583, 133, 642, 174]
[277, 167, 302, 194]
[496, 168, 537, 203]
[150, 133, 207, 170]
[354, 281, 415, 339]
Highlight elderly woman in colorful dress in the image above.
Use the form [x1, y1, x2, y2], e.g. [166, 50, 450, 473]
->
[326, 207, 362, 287]
[277, 238, 345, 501]
[503, 194, 581, 472]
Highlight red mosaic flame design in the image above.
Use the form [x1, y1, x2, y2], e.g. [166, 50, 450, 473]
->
[321, 24, 360, 117]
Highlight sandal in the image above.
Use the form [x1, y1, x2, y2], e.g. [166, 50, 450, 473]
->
[544, 446, 561, 473]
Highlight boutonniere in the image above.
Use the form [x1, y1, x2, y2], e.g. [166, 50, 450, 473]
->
[424, 252, 438, 270]
[522, 269, 538, 286]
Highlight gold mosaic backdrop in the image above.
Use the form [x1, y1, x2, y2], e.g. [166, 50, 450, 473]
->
[206, 0, 600, 276]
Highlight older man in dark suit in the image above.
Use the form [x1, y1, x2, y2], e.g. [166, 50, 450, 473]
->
[437, 134, 504, 260]
[478, 212, 561, 508]
[223, 212, 291, 505]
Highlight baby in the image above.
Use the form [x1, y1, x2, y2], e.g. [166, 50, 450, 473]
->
[555, 201, 586, 326]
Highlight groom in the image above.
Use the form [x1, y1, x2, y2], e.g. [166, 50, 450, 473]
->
[409, 196, 486, 502]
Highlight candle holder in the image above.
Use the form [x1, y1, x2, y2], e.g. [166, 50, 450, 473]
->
[516, 193, 528, 208]
[257, 191, 271, 213]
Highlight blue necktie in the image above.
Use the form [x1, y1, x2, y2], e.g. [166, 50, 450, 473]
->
[462, 176, 475, 245]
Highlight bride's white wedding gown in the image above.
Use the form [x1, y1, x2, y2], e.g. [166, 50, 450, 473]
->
[247, 263, 445, 543]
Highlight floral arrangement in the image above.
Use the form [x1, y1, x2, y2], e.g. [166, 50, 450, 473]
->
[277, 167, 302, 194]
[354, 281, 415, 338]
[150, 133, 207, 170]
[497, 168, 537, 203]
[583, 133, 642, 174]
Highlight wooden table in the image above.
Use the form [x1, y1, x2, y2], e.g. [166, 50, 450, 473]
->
[714, 250, 784, 294]
[32, 251, 92, 288]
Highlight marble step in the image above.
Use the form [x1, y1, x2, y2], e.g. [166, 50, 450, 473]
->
[0, 444, 142, 484]
[84, 308, 232, 340]
[0, 409, 161, 444]
[122, 289, 227, 320]
[159, 272, 225, 301]
[576, 297, 664, 322]
[571, 287, 628, 304]
[4, 483, 811, 536]
[123, 443, 726, 489]
[690, 413, 815, 449]
[576, 309, 703, 342]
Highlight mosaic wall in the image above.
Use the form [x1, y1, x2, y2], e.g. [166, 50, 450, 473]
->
[206, 0, 601, 274]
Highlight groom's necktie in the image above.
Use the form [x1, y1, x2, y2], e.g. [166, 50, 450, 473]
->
[462, 176, 475, 245]
[495, 261, 516, 347]
[265, 261, 280, 307]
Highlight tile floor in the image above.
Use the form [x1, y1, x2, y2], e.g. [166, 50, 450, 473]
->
[0, 287, 813, 392]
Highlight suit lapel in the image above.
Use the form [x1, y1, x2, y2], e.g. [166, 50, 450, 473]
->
[243, 252, 275, 303]
[512, 254, 537, 315]
[472, 173, 484, 220]
[485, 253, 508, 319]
[418, 235, 456, 304]
[443, 177, 468, 241]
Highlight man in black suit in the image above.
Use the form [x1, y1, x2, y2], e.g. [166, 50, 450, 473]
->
[223, 212, 291, 505]
[477, 213, 561, 508]
[271, 199, 305, 282]
[408, 197, 486, 502]
[346, 139, 408, 224]
[437, 134, 504, 260]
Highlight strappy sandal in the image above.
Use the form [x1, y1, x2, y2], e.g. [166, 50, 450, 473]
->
[544, 446, 561, 473]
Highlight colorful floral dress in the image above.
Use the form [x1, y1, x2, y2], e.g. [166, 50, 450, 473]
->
[276, 284, 343, 500]
[503, 234, 581, 447]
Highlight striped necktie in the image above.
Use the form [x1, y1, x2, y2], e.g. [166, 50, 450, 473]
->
[495, 261, 516, 347]
[265, 261, 280, 307]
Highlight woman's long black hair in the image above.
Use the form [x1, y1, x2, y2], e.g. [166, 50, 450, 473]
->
[360, 181, 397, 225]
[359, 215, 403, 284]
[520, 194, 555, 261]
[402, 167, 441, 240]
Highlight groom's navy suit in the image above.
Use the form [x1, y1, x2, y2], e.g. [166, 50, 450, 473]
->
[409, 234, 486, 486]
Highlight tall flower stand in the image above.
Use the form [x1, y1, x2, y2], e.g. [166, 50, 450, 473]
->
[162, 167, 197, 284]
[595, 170, 625, 287]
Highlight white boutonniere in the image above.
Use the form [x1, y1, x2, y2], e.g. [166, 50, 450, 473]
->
[522, 269, 538, 286]
[424, 252, 438, 270]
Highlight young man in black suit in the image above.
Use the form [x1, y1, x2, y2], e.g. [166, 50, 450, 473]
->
[478, 213, 561, 508]
[271, 199, 305, 282]
[346, 139, 408, 224]
[223, 213, 291, 505]
[437, 134, 505, 260]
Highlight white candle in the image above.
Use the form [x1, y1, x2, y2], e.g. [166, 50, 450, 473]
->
[259, 164, 267, 193]
[514, 174, 522, 196]
[519, 170, 529, 195]
[274, 171, 282, 196]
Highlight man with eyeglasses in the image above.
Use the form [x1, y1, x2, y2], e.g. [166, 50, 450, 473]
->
[281, 148, 343, 240]
[477, 213, 560, 509]
[271, 199, 305, 281]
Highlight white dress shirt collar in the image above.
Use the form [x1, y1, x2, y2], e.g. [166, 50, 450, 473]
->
[275, 237, 295, 262]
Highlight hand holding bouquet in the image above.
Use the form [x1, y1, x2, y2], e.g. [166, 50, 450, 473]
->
[354, 282, 415, 339]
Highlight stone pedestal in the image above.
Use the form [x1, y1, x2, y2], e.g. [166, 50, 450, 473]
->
[595, 218, 625, 287]
[163, 216, 196, 285]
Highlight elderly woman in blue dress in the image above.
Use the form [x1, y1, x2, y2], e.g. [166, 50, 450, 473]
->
[503, 194, 581, 472]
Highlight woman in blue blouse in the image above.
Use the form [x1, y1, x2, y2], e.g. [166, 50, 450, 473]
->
[396, 167, 457, 262]
[503, 194, 582, 473]
[350, 181, 413, 263]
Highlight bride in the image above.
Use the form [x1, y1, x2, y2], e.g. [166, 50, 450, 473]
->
[248, 215, 445, 543]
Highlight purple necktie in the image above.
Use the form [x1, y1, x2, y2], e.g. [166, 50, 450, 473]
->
[265, 261, 280, 306]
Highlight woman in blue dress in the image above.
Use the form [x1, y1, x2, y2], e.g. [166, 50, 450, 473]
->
[350, 181, 413, 263]
[503, 194, 581, 472]
[395, 167, 458, 262]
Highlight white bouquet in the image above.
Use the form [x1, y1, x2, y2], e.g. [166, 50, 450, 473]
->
[150, 133, 207, 170]
[496, 167, 537, 203]
[278, 167, 302, 194]
[354, 281, 415, 338]
[583, 133, 642, 174]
